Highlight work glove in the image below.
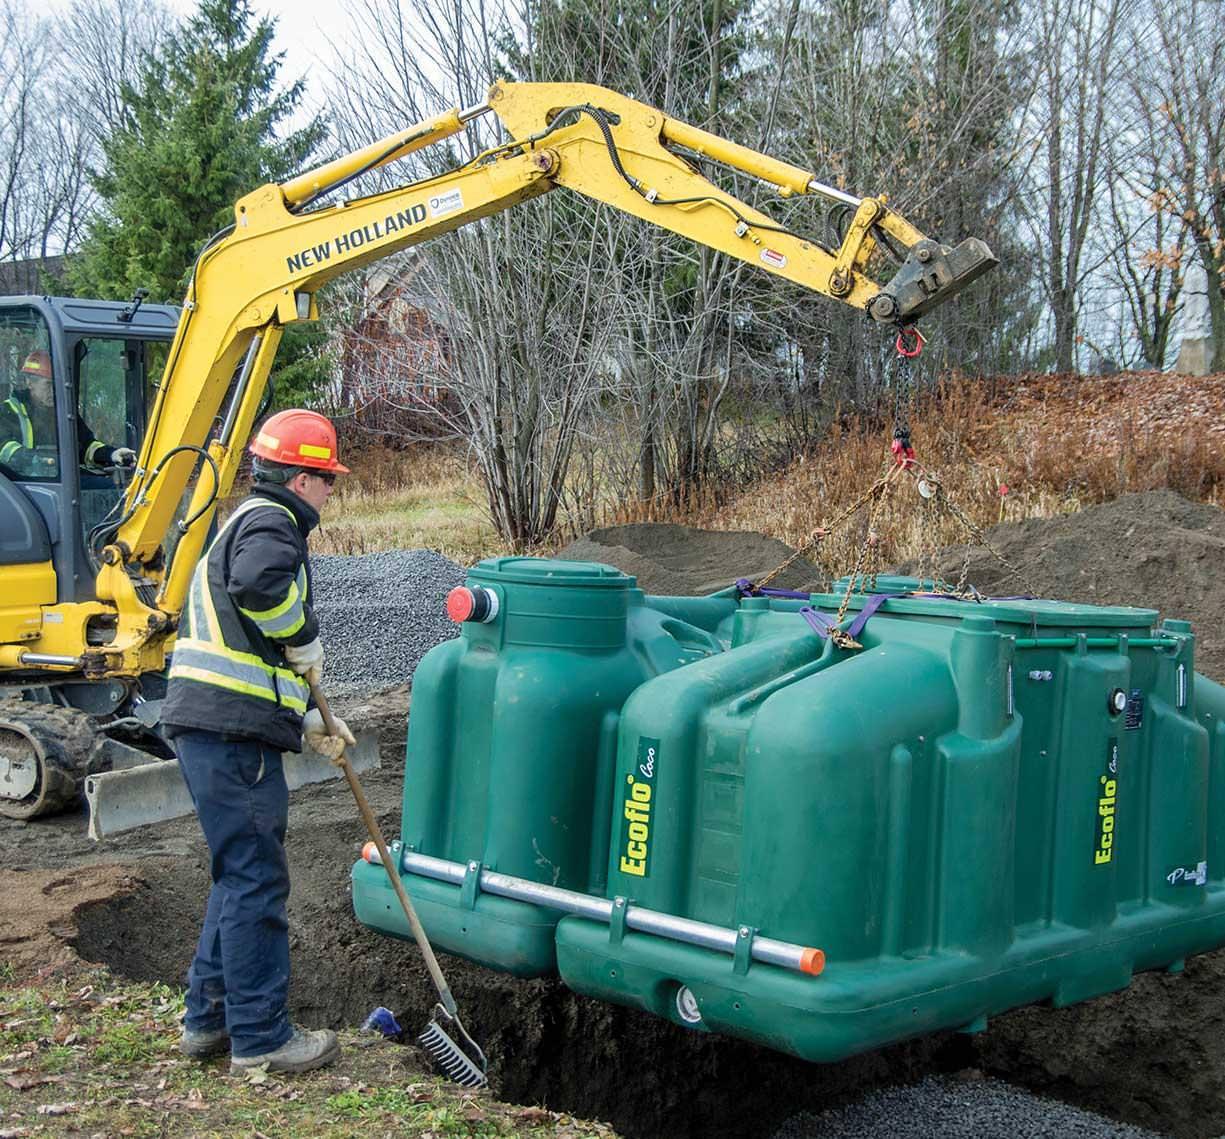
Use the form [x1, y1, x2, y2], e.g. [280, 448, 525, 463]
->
[302, 707, 356, 761]
[284, 637, 324, 679]
[111, 447, 137, 467]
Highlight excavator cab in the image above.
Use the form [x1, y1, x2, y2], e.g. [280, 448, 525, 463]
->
[0, 295, 180, 820]
[0, 296, 178, 605]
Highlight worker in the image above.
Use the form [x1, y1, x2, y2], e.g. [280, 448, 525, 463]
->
[161, 408, 356, 1075]
[0, 350, 137, 474]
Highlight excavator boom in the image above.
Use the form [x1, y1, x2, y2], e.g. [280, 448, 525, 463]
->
[0, 79, 996, 834]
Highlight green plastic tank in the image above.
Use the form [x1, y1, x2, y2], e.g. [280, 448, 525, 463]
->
[352, 561, 1225, 1062]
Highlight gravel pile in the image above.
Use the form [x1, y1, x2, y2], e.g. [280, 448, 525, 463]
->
[311, 549, 466, 696]
[770, 1075, 1161, 1138]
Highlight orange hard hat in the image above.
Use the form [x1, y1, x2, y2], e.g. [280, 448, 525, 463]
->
[21, 350, 52, 380]
[250, 409, 349, 473]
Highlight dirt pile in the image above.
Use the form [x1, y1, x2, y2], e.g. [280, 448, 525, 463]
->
[896, 488, 1225, 679]
[558, 523, 820, 595]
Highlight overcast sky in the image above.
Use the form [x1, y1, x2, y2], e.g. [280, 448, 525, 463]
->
[164, 0, 344, 125]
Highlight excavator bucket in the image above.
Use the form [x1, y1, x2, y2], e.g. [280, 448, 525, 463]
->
[83, 729, 380, 840]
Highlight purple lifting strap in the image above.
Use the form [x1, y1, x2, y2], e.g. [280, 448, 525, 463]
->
[799, 606, 837, 637]
[736, 578, 812, 600]
[800, 592, 906, 641]
[845, 592, 906, 638]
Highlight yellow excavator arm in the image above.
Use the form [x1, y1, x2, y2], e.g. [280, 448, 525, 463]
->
[80, 80, 995, 680]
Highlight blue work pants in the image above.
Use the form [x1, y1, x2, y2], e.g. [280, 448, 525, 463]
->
[176, 729, 294, 1058]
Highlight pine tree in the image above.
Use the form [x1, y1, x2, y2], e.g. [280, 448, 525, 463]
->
[69, 0, 325, 303]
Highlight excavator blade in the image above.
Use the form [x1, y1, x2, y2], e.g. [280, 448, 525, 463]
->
[83, 729, 381, 840]
[872, 237, 999, 323]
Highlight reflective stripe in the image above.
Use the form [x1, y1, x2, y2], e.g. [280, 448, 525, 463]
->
[240, 579, 306, 639]
[170, 639, 308, 712]
[4, 397, 33, 450]
[169, 664, 309, 714]
[173, 496, 311, 716]
[298, 442, 330, 459]
[0, 440, 18, 462]
[192, 563, 222, 643]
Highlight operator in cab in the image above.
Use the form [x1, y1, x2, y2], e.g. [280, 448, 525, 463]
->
[0, 350, 136, 477]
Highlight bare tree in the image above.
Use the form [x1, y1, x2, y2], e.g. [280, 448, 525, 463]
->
[0, 0, 169, 270]
[1019, 0, 1129, 372]
[1147, 0, 1225, 371]
[325, 0, 630, 548]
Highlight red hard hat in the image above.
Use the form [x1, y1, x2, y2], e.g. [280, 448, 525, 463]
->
[250, 409, 350, 473]
[21, 350, 52, 379]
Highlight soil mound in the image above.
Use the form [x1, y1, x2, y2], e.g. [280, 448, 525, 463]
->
[896, 489, 1225, 679]
[558, 523, 820, 596]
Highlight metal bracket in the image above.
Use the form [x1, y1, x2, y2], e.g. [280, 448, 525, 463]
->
[609, 896, 630, 945]
[734, 924, 757, 975]
[460, 860, 483, 910]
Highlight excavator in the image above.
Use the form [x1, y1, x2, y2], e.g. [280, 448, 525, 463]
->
[0, 80, 996, 837]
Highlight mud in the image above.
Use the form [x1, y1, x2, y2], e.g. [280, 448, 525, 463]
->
[8, 497, 1225, 1136]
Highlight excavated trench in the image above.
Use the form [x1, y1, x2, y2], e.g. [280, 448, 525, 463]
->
[65, 765, 1225, 1139]
[59, 497, 1225, 1136]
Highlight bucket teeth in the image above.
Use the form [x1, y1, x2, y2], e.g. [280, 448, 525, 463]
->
[418, 1021, 487, 1088]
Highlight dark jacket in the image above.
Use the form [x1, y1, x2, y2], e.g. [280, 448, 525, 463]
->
[162, 483, 321, 752]
[0, 389, 121, 473]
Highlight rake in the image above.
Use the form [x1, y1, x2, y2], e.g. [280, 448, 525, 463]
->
[309, 680, 488, 1088]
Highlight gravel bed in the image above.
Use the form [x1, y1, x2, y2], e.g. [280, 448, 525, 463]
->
[770, 1075, 1162, 1138]
[311, 548, 467, 696]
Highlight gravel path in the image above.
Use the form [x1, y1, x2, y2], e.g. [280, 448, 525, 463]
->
[771, 1075, 1162, 1138]
[312, 548, 466, 695]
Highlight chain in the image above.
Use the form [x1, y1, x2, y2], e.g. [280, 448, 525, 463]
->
[908, 464, 1036, 596]
[828, 465, 903, 646]
[755, 468, 900, 590]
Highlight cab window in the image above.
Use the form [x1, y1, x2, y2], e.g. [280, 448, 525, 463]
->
[76, 338, 132, 460]
[0, 307, 58, 481]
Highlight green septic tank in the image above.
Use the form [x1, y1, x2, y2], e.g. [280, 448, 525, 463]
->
[352, 559, 1225, 1063]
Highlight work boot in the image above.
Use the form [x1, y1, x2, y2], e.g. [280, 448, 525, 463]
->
[179, 1025, 231, 1059]
[230, 1026, 340, 1075]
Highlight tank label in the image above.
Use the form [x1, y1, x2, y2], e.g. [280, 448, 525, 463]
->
[1094, 738, 1120, 865]
[619, 737, 660, 878]
[1167, 860, 1207, 887]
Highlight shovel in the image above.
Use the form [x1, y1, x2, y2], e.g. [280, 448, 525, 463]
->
[308, 680, 488, 1088]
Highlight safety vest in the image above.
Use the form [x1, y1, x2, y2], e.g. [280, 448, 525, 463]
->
[0, 396, 33, 464]
[165, 497, 312, 750]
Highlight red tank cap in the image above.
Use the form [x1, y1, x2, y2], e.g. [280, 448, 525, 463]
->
[447, 587, 476, 623]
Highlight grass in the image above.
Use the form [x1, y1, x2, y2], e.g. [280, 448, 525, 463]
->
[313, 444, 497, 562]
[0, 965, 615, 1138]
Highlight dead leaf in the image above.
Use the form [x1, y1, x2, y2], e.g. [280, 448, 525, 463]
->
[35, 1102, 78, 1116]
[517, 1107, 554, 1124]
[0, 1128, 30, 1138]
[4, 1074, 57, 1091]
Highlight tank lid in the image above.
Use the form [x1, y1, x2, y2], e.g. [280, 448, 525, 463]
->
[826, 575, 1157, 628]
[468, 557, 635, 588]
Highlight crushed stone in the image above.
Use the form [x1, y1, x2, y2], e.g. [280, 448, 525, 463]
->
[311, 548, 466, 696]
[770, 1074, 1161, 1138]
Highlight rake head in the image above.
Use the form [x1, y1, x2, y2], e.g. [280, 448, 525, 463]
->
[418, 1004, 488, 1089]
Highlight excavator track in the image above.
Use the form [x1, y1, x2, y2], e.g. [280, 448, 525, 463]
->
[0, 704, 101, 820]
